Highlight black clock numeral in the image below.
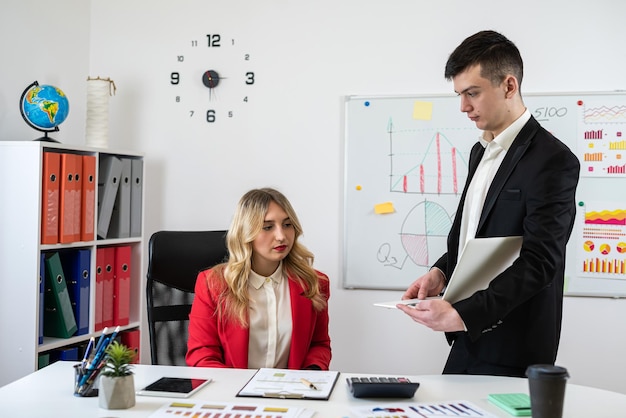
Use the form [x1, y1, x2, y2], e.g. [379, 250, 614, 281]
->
[175, 96, 181, 103]
[228, 111, 233, 118]
[206, 110, 216, 123]
[243, 96, 248, 103]
[171, 72, 180, 85]
[245, 72, 255, 85]
[206, 34, 221, 48]
[189, 110, 194, 118]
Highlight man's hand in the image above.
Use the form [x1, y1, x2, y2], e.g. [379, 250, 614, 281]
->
[402, 268, 446, 300]
[396, 299, 465, 332]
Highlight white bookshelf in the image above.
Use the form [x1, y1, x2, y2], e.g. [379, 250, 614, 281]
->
[0, 141, 144, 387]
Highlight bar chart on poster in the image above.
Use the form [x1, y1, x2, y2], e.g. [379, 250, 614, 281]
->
[343, 92, 626, 297]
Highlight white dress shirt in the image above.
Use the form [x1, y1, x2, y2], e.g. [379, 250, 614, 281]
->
[458, 109, 531, 258]
[247, 262, 293, 369]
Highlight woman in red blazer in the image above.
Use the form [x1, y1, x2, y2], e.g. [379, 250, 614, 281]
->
[186, 188, 331, 370]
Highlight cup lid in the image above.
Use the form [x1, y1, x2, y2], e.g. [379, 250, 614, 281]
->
[526, 364, 570, 379]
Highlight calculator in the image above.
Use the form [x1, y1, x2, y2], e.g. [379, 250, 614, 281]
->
[347, 376, 420, 398]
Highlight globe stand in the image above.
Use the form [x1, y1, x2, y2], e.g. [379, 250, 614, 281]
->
[33, 130, 60, 143]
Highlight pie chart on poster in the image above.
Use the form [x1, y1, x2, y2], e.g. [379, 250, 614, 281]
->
[399, 200, 453, 267]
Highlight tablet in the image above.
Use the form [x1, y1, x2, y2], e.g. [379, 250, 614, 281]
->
[136, 377, 212, 398]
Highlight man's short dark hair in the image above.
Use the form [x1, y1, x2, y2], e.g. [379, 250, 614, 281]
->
[444, 30, 524, 88]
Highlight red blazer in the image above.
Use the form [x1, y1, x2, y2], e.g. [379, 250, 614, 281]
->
[186, 267, 332, 370]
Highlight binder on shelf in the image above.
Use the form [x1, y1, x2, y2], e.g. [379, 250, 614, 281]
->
[43, 252, 77, 338]
[81, 155, 96, 242]
[60, 249, 91, 335]
[130, 158, 143, 237]
[108, 158, 131, 238]
[58, 153, 76, 243]
[120, 329, 140, 363]
[57, 346, 79, 361]
[39, 253, 45, 344]
[41, 151, 60, 244]
[102, 246, 115, 328]
[71, 153, 83, 242]
[97, 155, 123, 239]
[94, 248, 105, 331]
[113, 245, 132, 326]
[38, 353, 50, 370]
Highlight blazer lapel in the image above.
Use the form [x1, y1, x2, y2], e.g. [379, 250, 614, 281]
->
[477, 117, 539, 232]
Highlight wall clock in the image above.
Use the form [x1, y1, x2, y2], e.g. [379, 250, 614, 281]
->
[170, 33, 255, 124]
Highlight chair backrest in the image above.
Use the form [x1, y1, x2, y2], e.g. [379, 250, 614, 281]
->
[146, 230, 228, 365]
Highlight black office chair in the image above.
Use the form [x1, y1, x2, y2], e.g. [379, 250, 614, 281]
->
[146, 230, 228, 365]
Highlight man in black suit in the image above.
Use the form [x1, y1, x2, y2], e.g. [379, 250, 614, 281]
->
[397, 30, 580, 377]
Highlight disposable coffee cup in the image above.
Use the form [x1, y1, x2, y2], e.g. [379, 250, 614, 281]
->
[525, 364, 569, 418]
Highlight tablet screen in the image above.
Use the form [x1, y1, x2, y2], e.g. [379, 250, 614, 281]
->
[137, 377, 211, 398]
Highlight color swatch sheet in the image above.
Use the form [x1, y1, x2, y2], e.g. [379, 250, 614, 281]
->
[148, 401, 314, 418]
[350, 400, 496, 417]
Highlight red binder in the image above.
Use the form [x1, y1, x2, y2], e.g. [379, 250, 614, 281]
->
[94, 247, 105, 331]
[113, 245, 131, 326]
[72, 153, 83, 242]
[81, 155, 96, 241]
[58, 153, 75, 243]
[120, 329, 140, 364]
[41, 151, 60, 244]
[102, 246, 115, 328]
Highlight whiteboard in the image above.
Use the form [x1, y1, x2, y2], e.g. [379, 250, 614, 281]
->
[343, 92, 626, 298]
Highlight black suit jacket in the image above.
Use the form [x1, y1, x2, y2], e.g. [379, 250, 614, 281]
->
[433, 116, 580, 368]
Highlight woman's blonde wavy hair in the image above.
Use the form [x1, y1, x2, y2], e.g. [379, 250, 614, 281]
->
[213, 188, 327, 327]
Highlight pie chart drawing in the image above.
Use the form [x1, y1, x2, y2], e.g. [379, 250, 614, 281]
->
[400, 200, 453, 267]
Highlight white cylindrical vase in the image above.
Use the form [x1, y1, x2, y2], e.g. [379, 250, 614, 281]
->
[85, 76, 116, 148]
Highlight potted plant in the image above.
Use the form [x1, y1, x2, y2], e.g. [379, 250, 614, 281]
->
[98, 341, 136, 409]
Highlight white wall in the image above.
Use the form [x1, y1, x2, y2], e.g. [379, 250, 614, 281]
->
[2, 0, 625, 394]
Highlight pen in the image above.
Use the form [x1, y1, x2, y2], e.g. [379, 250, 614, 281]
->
[300, 378, 318, 390]
[108, 325, 121, 344]
[91, 327, 109, 361]
[81, 337, 95, 367]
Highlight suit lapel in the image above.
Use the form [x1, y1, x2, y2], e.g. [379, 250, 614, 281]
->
[477, 117, 539, 232]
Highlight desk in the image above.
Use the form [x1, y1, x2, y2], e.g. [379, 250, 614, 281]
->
[1, 361, 625, 417]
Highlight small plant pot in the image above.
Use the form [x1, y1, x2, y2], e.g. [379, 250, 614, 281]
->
[98, 375, 136, 409]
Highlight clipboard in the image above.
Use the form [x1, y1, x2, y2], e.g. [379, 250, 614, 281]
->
[375, 236, 523, 308]
[236, 368, 340, 400]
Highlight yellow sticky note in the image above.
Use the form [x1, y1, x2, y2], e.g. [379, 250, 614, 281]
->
[413, 101, 433, 120]
[374, 202, 395, 214]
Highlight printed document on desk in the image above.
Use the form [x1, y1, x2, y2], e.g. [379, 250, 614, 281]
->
[375, 236, 522, 308]
[237, 368, 340, 400]
[148, 400, 315, 418]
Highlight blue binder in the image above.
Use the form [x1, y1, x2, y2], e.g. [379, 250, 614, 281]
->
[60, 249, 91, 335]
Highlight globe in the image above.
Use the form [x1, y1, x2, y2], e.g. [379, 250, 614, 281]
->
[20, 81, 70, 141]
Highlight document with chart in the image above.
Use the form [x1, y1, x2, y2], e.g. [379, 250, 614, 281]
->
[237, 368, 340, 400]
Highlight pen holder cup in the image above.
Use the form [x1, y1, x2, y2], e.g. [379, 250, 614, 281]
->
[74, 363, 100, 397]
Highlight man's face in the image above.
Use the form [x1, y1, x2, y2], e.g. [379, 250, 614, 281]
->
[453, 64, 511, 138]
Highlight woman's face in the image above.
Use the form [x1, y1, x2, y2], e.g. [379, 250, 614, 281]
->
[251, 200, 295, 276]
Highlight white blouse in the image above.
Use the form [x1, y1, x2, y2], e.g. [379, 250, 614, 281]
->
[247, 262, 293, 368]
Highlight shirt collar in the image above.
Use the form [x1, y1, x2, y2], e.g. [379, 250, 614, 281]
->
[478, 108, 531, 151]
[250, 261, 284, 290]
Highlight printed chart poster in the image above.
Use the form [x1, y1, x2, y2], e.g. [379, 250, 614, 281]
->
[578, 201, 626, 278]
[577, 98, 626, 177]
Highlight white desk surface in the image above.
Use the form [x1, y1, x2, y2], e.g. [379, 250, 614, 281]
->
[1, 361, 625, 417]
